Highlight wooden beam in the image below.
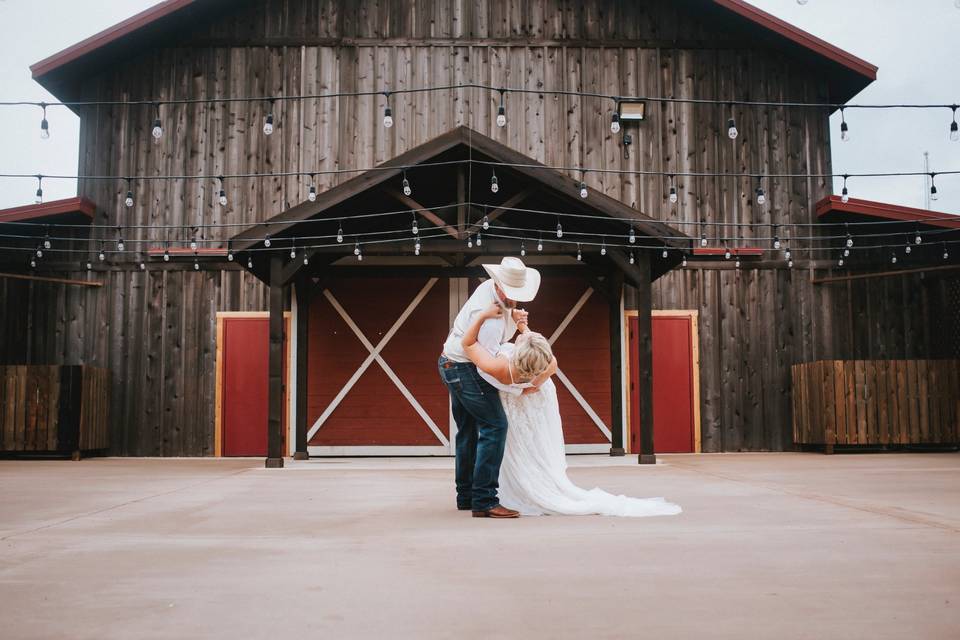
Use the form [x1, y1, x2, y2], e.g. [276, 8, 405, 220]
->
[383, 188, 460, 239]
[608, 269, 626, 456]
[632, 253, 656, 464]
[293, 275, 311, 460]
[265, 255, 285, 468]
[457, 166, 466, 239]
[812, 263, 960, 285]
[0, 272, 103, 287]
[464, 188, 536, 238]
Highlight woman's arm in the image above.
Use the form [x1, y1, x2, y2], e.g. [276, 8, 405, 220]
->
[461, 304, 512, 384]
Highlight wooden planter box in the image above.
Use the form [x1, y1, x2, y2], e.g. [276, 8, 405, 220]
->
[0, 365, 110, 459]
[792, 360, 960, 453]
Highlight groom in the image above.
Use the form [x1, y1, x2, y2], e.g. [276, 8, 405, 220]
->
[438, 257, 541, 518]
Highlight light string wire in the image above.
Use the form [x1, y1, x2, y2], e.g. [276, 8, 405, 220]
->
[1, 82, 957, 112]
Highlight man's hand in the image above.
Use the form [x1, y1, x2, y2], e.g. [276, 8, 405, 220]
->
[479, 303, 504, 321]
[511, 308, 529, 326]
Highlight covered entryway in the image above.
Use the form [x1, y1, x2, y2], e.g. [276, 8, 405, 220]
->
[230, 126, 690, 466]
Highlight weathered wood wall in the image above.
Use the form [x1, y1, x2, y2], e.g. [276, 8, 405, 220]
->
[4, 0, 852, 454]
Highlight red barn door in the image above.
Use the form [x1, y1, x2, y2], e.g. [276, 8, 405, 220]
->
[629, 312, 700, 454]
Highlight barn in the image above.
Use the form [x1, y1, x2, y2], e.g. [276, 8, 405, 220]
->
[3, 0, 957, 464]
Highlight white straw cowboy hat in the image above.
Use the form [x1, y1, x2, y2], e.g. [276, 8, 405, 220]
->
[481, 257, 541, 302]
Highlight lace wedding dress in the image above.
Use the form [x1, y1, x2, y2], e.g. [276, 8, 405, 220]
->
[497, 372, 682, 518]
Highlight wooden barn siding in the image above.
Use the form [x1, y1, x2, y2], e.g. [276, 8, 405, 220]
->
[0, 269, 267, 456]
[14, 0, 855, 454]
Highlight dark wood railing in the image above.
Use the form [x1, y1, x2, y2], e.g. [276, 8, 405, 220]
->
[0, 365, 110, 459]
[792, 360, 960, 453]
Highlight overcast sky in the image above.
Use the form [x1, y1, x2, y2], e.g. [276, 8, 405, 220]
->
[0, 0, 957, 212]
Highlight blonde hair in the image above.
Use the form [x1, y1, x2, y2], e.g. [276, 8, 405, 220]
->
[511, 332, 553, 382]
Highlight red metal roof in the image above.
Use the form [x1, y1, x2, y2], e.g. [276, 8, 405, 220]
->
[815, 196, 960, 230]
[30, 0, 876, 101]
[0, 197, 96, 223]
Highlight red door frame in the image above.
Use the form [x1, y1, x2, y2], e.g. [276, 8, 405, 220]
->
[627, 311, 701, 454]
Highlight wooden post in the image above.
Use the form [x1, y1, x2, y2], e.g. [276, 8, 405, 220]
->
[293, 275, 311, 460]
[266, 255, 285, 468]
[634, 254, 656, 464]
[608, 270, 626, 456]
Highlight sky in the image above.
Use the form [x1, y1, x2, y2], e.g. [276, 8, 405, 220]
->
[0, 0, 957, 212]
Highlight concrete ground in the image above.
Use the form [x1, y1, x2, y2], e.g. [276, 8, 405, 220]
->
[1, 453, 958, 640]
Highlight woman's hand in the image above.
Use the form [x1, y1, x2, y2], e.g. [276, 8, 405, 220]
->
[479, 303, 504, 321]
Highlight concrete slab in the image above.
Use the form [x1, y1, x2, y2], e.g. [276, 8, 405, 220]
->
[1, 453, 958, 639]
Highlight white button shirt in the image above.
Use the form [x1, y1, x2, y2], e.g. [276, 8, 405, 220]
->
[442, 280, 521, 395]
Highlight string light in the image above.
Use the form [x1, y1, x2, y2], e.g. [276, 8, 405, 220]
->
[247, 255, 253, 269]
[402, 171, 412, 197]
[264, 234, 271, 248]
[891, 252, 898, 264]
[843, 246, 850, 258]
[353, 241, 360, 256]
[537, 235, 543, 252]
[303, 251, 309, 265]
[482, 213, 490, 230]
[930, 173, 939, 201]
[669, 175, 678, 204]
[727, 106, 738, 140]
[915, 226, 923, 244]
[944, 242, 950, 260]
[414, 238, 421, 256]
[846, 224, 854, 248]
[520, 241, 526, 257]
[840, 108, 850, 142]
[139, 255, 146, 270]
[411, 214, 419, 236]
[43, 228, 51, 250]
[39, 103, 49, 140]
[263, 100, 275, 136]
[600, 238, 607, 256]
[290, 241, 297, 259]
[163, 242, 171, 262]
[838, 252, 844, 267]
[579, 172, 588, 199]
[124, 179, 134, 208]
[336, 223, 344, 243]
[467, 235, 473, 248]
[841, 175, 850, 203]
[30, 256, 37, 269]
[116, 227, 125, 252]
[951, 106, 959, 142]
[86, 259, 93, 271]
[490, 169, 499, 194]
[98, 243, 106, 261]
[190, 230, 198, 251]
[194, 256, 200, 270]
[724, 245, 731, 260]
[35, 244, 43, 258]
[577, 243, 582, 261]
[755, 177, 766, 206]
[661, 248, 668, 259]
[681, 255, 687, 268]
[476, 232, 482, 247]
[700, 229, 708, 248]
[629, 252, 635, 265]
[308, 175, 317, 202]
[772, 225, 781, 250]
[34, 175, 43, 204]
[628, 227, 636, 244]
[227, 241, 234, 262]
[382, 92, 393, 129]
[496, 89, 507, 128]
[218, 176, 228, 206]
[151, 103, 163, 140]
[556, 220, 563, 238]
[905, 236, 912, 254]
[610, 102, 621, 134]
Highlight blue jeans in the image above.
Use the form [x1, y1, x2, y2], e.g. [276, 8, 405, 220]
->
[438, 355, 508, 511]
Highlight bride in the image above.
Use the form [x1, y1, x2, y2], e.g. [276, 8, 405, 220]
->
[461, 303, 682, 518]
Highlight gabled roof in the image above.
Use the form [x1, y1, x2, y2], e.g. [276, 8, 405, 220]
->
[816, 196, 960, 231]
[230, 125, 690, 252]
[31, 0, 875, 104]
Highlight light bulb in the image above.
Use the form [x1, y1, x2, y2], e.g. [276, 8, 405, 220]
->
[290, 248, 296, 259]
[263, 113, 274, 136]
[247, 256, 253, 269]
[662, 249, 668, 259]
[383, 107, 393, 128]
[846, 235, 854, 248]
[579, 182, 588, 199]
[630, 253, 635, 265]
[490, 175, 499, 193]
[264, 235, 271, 248]
[577, 247, 582, 261]
[476, 234, 482, 247]
[905, 245, 912, 255]
[414, 241, 421, 256]
[537, 240, 543, 252]
[556, 222, 563, 239]
[194, 261, 200, 271]
[412, 219, 419, 235]
[482, 215, 490, 230]
[125, 191, 134, 208]
[891, 254, 897, 264]
[30, 258, 37, 268]
[841, 186, 849, 203]
[931, 185, 939, 201]
[117, 239, 125, 252]
[774, 238, 781, 250]
[756, 188, 766, 205]
[43, 237, 51, 250]
[843, 248, 850, 257]
[467, 237, 473, 248]
[227, 251, 234, 262]
[190, 239, 198, 251]
[700, 233, 708, 248]
[354, 243, 360, 256]
[610, 112, 620, 134]
[601, 244, 607, 256]
[669, 186, 678, 204]
[838, 258, 844, 267]
[629, 228, 636, 244]
[35, 187, 43, 204]
[86, 262, 92, 271]
[303, 253, 309, 265]
[402, 177, 412, 197]
[139, 261, 146, 271]
[735, 259, 741, 268]
[785, 250, 792, 260]
[151, 118, 163, 140]
[727, 118, 738, 140]
[337, 226, 344, 243]
[840, 120, 849, 142]
[951, 121, 959, 142]
[357, 253, 363, 262]
[788, 260, 794, 268]
[915, 233, 922, 245]
[36, 248, 43, 258]
[40, 118, 50, 139]
[725, 249, 731, 260]
[308, 185, 317, 202]
[163, 250, 170, 262]
[944, 248, 950, 260]
[682, 256, 687, 267]
[99, 251, 106, 261]
[520, 243, 526, 257]
[496, 105, 506, 128]
[219, 190, 228, 206]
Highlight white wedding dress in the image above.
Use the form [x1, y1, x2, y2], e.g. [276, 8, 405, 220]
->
[493, 346, 682, 517]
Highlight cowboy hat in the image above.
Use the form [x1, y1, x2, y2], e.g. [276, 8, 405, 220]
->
[481, 257, 541, 302]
